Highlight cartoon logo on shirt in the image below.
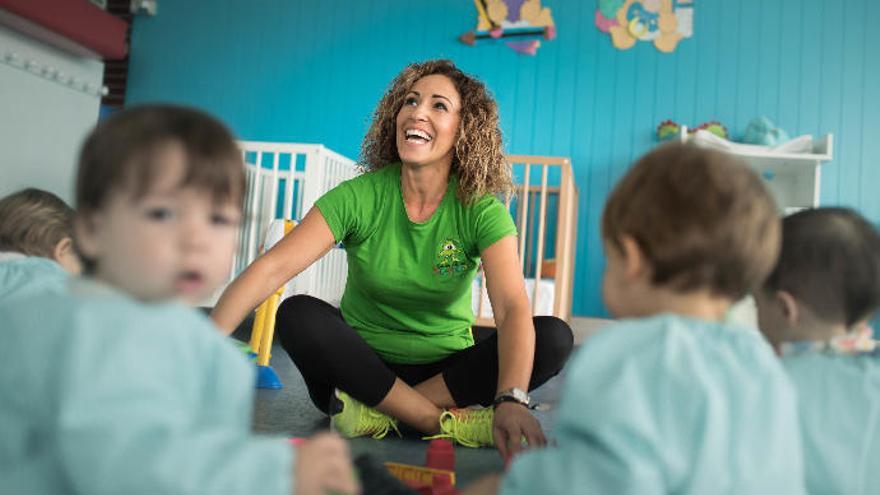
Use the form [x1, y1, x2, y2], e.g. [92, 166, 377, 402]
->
[434, 238, 470, 276]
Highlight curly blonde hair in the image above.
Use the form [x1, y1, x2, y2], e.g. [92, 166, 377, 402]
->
[361, 59, 513, 204]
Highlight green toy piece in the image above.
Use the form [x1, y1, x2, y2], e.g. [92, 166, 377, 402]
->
[656, 120, 728, 141]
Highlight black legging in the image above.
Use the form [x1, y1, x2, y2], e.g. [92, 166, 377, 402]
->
[276, 294, 574, 413]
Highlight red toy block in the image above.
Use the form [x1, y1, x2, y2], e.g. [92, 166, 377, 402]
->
[425, 439, 455, 472]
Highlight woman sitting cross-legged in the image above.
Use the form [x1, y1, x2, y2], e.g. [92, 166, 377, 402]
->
[211, 59, 574, 461]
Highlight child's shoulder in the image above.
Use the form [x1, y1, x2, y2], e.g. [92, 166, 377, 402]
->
[0, 255, 66, 278]
[0, 256, 67, 302]
[783, 350, 880, 383]
[588, 313, 766, 349]
[52, 279, 224, 349]
[55, 280, 244, 369]
[571, 314, 778, 381]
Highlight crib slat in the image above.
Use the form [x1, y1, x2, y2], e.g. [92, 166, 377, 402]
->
[553, 159, 575, 320]
[532, 164, 550, 314]
[282, 153, 294, 220]
[269, 152, 280, 221]
[477, 268, 488, 320]
[518, 163, 531, 271]
[246, 151, 262, 267]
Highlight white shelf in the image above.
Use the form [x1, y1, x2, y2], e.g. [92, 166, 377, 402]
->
[679, 126, 833, 212]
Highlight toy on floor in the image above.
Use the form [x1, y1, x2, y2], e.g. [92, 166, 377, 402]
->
[249, 219, 297, 389]
[289, 439, 420, 495]
[356, 454, 423, 495]
[231, 339, 256, 361]
[385, 439, 458, 495]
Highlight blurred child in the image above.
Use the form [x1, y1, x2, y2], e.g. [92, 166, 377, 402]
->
[0, 105, 358, 495]
[755, 207, 880, 495]
[0, 188, 81, 302]
[468, 143, 805, 494]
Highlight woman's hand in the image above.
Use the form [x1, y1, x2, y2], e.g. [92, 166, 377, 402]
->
[293, 432, 360, 495]
[492, 402, 547, 461]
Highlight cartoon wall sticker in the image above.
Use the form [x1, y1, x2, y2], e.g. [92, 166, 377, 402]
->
[460, 0, 557, 56]
[595, 0, 693, 53]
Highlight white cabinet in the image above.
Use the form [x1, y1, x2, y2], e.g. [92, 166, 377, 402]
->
[679, 126, 834, 213]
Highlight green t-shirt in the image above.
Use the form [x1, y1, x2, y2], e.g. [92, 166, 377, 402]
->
[315, 163, 517, 364]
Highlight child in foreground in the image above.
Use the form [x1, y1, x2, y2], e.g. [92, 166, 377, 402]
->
[0, 105, 358, 495]
[0, 188, 81, 303]
[755, 207, 880, 495]
[468, 143, 806, 494]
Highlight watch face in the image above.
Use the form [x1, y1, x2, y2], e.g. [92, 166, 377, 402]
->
[512, 388, 530, 403]
[502, 387, 529, 404]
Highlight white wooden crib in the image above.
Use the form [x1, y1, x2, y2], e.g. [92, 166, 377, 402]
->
[232, 141, 357, 306]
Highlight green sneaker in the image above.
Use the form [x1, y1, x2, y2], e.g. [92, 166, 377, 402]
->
[431, 407, 495, 448]
[331, 390, 400, 440]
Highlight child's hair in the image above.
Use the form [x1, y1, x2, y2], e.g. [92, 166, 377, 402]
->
[763, 208, 880, 327]
[602, 143, 780, 301]
[0, 188, 75, 258]
[76, 104, 245, 216]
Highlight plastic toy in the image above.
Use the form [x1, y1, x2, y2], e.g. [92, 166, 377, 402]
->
[385, 439, 457, 494]
[249, 219, 297, 389]
[357, 454, 424, 495]
[657, 120, 729, 141]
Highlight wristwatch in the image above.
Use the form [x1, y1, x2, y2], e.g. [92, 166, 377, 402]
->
[493, 387, 530, 408]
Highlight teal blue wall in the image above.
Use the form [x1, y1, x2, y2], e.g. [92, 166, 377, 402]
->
[126, 0, 880, 317]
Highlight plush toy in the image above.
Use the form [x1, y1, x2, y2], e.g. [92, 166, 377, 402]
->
[743, 116, 791, 146]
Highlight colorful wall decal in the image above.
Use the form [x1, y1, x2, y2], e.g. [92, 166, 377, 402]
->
[460, 0, 557, 56]
[595, 0, 693, 53]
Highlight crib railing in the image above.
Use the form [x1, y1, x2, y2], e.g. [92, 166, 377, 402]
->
[234, 141, 358, 277]
[473, 156, 578, 326]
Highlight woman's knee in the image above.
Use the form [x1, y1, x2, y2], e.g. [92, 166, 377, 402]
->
[533, 316, 574, 372]
[277, 294, 323, 318]
[275, 294, 333, 350]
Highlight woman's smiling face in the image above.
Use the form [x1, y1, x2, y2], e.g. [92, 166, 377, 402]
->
[395, 74, 461, 169]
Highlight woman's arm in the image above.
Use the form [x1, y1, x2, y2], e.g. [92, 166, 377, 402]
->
[482, 235, 534, 394]
[481, 235, 546, 458]
[211, 208, 337, 335]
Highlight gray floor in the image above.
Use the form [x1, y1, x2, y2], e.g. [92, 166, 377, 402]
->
[234, 325, 567, 486]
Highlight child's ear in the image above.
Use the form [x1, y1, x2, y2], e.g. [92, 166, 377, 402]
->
[53, 237, 82, 275]
[775, 290, 800, 326]
[618, 234, 649, 281]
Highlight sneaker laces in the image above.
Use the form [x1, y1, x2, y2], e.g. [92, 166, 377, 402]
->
[331, 390, 400, 440]
[426, 408, 495, 448]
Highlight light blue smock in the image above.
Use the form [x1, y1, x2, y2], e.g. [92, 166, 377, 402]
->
[783, 351, 880, 495]
[0, 254, 68, 304]
[501, 314, 806, 495]
[0, 279, 293, 495]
